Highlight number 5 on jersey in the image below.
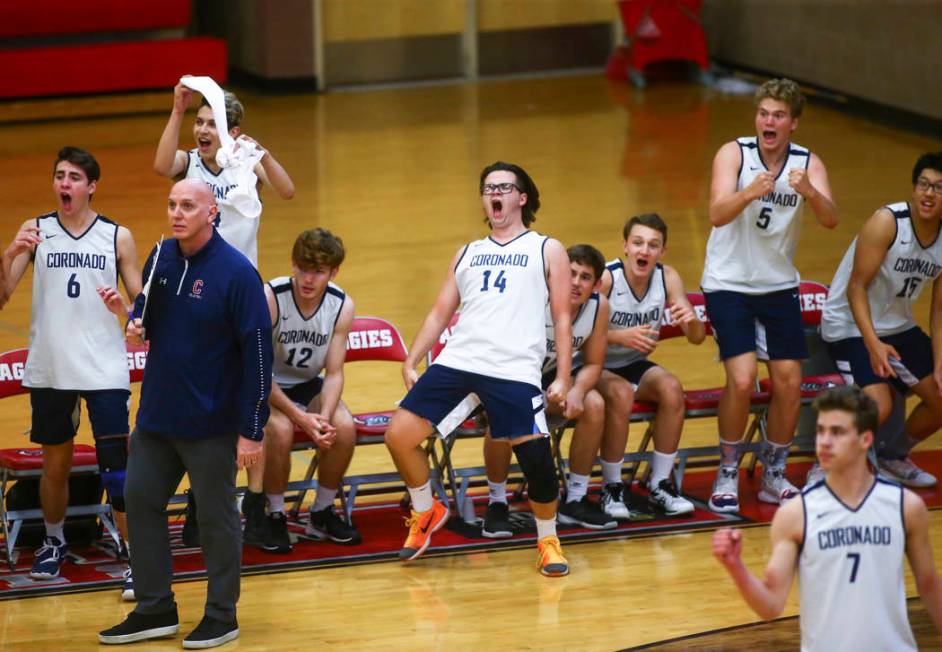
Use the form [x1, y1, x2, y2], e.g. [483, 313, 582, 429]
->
[480, 269, 507, 293]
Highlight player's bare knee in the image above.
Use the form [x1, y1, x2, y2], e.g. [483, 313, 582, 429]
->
[658, 375, 685, 411]
[582, 390, 606, 424]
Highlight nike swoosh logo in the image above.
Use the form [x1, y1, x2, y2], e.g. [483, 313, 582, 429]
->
[615, 291, 628, 296]
[749, 166, 760, 171]
[419, 521, 431, 534]
[900, 240, 911, 245]
[816, 512, 829, 519]
[43, 234, 57, 240]
[282, 315, 290, 320]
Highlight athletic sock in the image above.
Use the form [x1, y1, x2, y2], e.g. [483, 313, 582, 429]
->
[488, 480, 508, 505]
[566, 472, 589, 502]
[535, 516, 557, 540]
[44, 520, 65, 544]
[760, 439, 791, 471]
[649, 451, 677, 487]
[312, 486, 338, 513]
[408, 480, 434, 513]
[601, 459, 623, 486]
[719, 438, 742, 468]
[265, 493, 285, 515]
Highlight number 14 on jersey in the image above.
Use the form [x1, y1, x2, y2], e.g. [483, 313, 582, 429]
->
[480, 269, 507, 293]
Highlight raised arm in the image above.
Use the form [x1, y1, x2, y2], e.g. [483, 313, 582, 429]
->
[153, 81, 193, 178]
[545, 237, 572, 406]
[250, 139, 295, 200]
[712, 497, 803, 620]
[789, 153, 838, 229]
[847, 208, 898, 378]
[904, 489, 942, 632]
[709, 141, 772, 227]
[663, 264, 705, 345]
[3, 219, 41, 300]
[401, 246, 463, 389]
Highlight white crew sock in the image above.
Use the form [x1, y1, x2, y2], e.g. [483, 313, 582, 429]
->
[408, 480, 434, 513]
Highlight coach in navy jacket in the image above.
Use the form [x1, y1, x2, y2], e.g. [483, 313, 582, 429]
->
[101, 178, 272, 648]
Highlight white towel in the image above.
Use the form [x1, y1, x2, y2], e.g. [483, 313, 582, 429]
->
[180, 76, 265, 218]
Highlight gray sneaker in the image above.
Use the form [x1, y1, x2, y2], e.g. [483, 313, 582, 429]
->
[758, 467, 799, 505]
[879, 458, 938, 488]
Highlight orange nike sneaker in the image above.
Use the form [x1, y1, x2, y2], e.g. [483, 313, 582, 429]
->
[537, 535, 569, 577]
[399, 501, 449, 561]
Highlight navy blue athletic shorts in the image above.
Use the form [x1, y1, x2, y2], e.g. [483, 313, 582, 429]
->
[29, 388, 131, 445]
[826, 326, 933, 394]
[704, 288, 808, 361]
[282, 376, 324, 408]
[401, 364, 547, 439]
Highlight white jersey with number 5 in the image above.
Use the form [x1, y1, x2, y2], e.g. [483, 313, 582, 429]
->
[701, 137, 809, 294]
[434, 230, 548, 387]
[270, 276, 346, 388]
[24, 213, 129, 391]
[798, 478, 915, 652]
[821, 202, 942, 342]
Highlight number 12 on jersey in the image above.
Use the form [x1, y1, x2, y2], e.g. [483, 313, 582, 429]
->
[480, 269, 507, 293]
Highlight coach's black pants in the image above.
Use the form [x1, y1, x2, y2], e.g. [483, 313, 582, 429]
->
[125, 428, 241, 621]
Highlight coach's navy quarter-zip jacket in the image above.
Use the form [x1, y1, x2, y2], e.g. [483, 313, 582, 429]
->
[132, 230, 272, 440]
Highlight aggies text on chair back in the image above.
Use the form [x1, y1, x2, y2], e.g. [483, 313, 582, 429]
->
[798, 280, 828, 327]
[344, 316, 408, 364]
[656, 291, 713, 341]
[0, 348, 27, 399]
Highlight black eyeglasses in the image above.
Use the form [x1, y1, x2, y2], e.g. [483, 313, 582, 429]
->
[481, 182, 521, 195]
[916, 177, 942, 195]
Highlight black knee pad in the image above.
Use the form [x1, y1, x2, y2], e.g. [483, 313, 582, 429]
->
[513, 437, 558, 503]
[95, 436, 128, 510]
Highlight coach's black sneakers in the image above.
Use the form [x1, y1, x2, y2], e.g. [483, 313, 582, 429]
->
[241, 490, 268, 548]
[481, 502, 513, 538]
[99, 609, 180, 644]
[558, 496, 618, 529]
[262, 512, 293, 553]
[181, 489, 200, 548]
[182, 615, 239, 649]
[305, 506, 362, 545]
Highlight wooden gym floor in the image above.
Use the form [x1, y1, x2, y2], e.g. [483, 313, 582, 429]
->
[0, 74, 941, 650]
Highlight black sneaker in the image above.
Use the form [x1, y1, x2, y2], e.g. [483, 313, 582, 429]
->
[181, 489, 200, 548]
[241, 490, 268, 548]
[262, 512, 293, 553]
[182, 615, 239, 649]
[558, 496, 618, 529]
[481, 502, 513, 538]
[99, 609, 179, 644]
[305, 506, 362, 545]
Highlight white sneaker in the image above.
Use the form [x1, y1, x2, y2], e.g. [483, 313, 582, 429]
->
[879, 458, 938, 488]
[805, 462, 826, 487]
[599, 483, 632, 520]
[758, 468, 800, 505]
[709, 466, 740, 513]
[647, 479, 694, 516]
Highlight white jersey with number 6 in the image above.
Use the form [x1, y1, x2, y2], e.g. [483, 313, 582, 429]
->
[798, 478, 915, 652]
[434, 230, 548, 388]
[25, 213, 129, 391]
[701, 137, 809, 294]
[270, 276, 346, 388]
[821, 202, 942, 342]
